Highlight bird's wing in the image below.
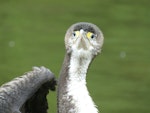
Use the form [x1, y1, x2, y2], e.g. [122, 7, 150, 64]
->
[0, 66, 57, 113]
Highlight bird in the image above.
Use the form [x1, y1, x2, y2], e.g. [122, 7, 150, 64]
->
[57, 22, 104, 113]
[0, 66, 57, 113]
[0, 22, 104, 113]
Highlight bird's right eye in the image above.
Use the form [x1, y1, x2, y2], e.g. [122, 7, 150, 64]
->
[72, 32, 76, 37]
[72, 31, 80, 37]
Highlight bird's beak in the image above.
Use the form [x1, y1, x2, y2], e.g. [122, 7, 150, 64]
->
[77, 29, 90, 50]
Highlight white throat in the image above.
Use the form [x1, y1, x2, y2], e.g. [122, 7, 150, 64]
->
[67, 49, 98, 113]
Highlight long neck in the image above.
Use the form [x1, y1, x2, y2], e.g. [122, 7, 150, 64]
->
[57, 52, 98, 113]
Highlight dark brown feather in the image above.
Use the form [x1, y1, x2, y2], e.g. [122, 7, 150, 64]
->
[22, 78, 57, 113]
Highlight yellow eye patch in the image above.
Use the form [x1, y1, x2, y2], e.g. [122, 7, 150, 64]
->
[86, 32, 95, 39]
[73, 31, 80, 37]
[73, 31, 95, 39]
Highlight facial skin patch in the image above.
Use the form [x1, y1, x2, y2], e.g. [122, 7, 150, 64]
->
[73, 31, 95, 39]
[87, 32, 96, 39]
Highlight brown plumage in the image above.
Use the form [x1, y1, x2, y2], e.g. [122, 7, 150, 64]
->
[0, 67, 56, 113]
[22, 78, 56, 113]
[0, 22, 104, 113]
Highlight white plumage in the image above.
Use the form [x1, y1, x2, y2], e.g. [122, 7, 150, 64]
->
[0, 22, 104, 113]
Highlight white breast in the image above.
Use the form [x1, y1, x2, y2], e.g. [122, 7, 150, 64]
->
[67, 49, 99, 113]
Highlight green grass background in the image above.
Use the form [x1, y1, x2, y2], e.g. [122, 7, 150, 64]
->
[0, 0, 150, 113]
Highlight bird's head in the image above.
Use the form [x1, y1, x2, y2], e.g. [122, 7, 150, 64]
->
[65, 22, 104, 58]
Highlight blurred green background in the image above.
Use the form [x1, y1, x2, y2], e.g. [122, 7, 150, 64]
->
[0, 0, 150, 113]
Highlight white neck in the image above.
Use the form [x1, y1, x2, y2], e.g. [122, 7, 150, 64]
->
[67, 49, 98, 113]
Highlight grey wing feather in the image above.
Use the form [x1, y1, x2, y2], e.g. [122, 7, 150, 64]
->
[0, 66, 56, 113]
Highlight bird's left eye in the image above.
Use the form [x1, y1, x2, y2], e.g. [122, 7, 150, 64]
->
[87, 32, 96, 39]
[72, 31, 80, 37]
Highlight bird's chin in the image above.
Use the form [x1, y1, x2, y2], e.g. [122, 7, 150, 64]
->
[75, 36, 91, 50]
[66, 37, 97, 56]
[66, 44, 99, 58]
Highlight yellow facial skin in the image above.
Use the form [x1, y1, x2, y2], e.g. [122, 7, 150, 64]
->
[74, 31, 80, 37]
[86, 32, 95, 39]
[73, 31, 95, 39]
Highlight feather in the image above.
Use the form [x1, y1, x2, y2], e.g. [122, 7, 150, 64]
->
[0, 66, 56, 113]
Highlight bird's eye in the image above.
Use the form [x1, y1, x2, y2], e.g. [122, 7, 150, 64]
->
[72, 32, 76, 37]
[72, 31, 80, 37]
[87, 32, 96, 39]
